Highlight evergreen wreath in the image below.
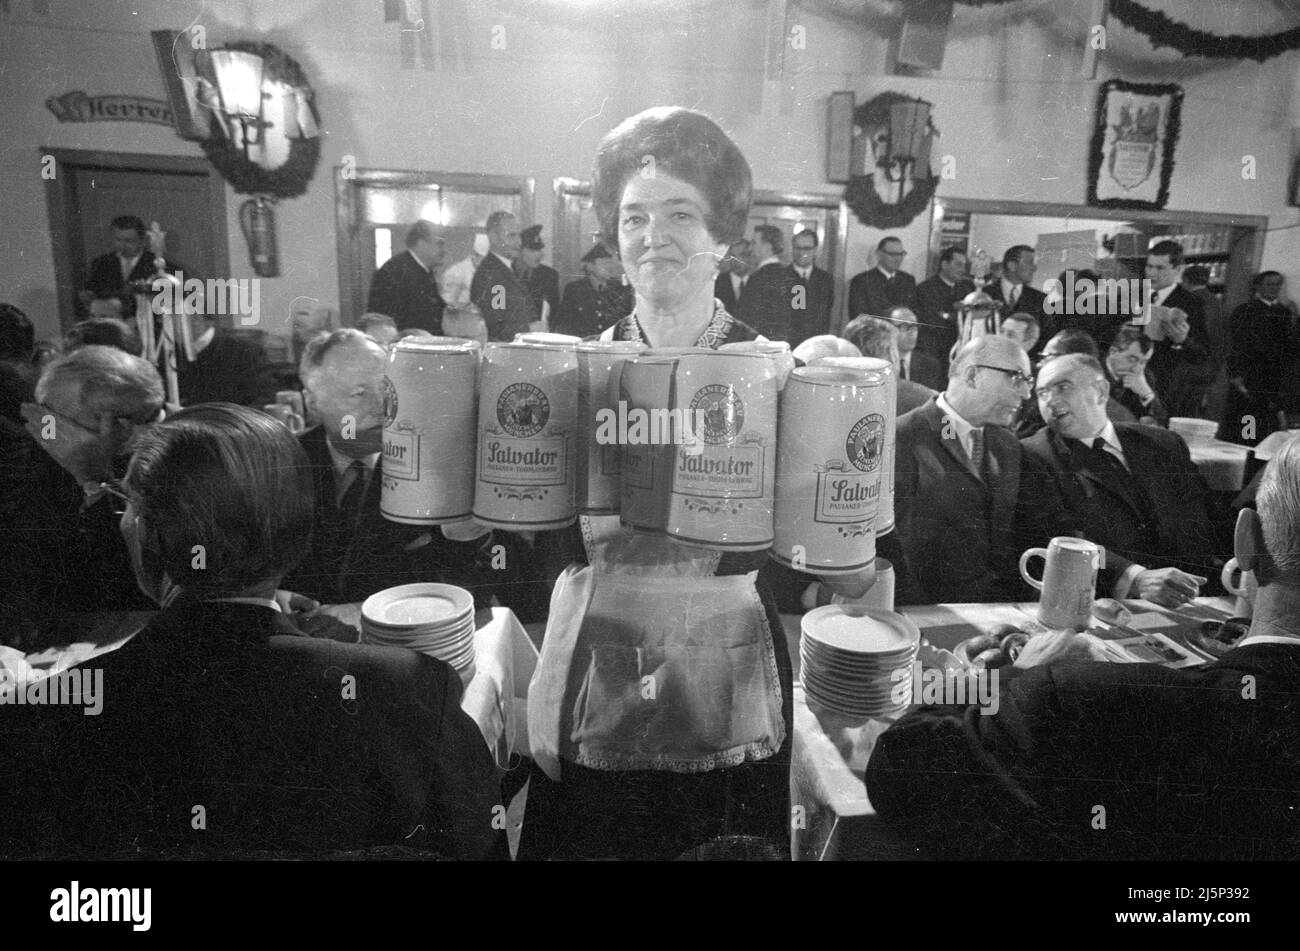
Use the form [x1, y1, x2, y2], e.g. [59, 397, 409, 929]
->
[845, 91, 939, 229]
[200, 41, 321, 199]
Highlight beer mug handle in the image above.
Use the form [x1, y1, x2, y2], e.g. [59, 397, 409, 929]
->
[1221, 559, 1243, 596]
[1019, 548, 1048, 591]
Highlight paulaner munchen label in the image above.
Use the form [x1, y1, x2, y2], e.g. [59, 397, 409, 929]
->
[772, 365, 889, 574]
[666, 350, 776, 551]
[812, 356, 897, 537]
[578, 340, 645, 515]
[474, 341, 578, 529]
[381, 339, 480, 525]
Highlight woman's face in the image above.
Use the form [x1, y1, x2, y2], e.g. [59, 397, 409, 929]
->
[617, 170, 727, 311]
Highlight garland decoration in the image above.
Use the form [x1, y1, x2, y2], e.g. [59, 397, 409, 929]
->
[844, 91, 940, 229]
[1105, 0, 1300, 63]
[200, 42, 321, 199]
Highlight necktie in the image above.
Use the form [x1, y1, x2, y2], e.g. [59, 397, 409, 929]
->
[739, 277, 748, 293]
[901, 356, 909, 381]
[1091, 437, 1127, 473]
[969, 428, 986, 477]
[1009, 285, 1020, 309]
[338, 459, 367, 520]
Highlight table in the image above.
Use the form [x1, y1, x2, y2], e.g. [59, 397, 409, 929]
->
[4, 605, 538, 764]
[1187, 438, 1252, 491]
[787, 596, 1235, 861]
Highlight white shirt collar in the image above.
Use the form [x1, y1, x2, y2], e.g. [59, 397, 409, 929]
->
[1237, 634, 1300, 649]
[939, 275, 956, 288]
[213, 596, 283, 613]
[731, 272, 746, 292]
[407, 249, 431, 273]
[756, 255, 779, 270]
[1151, 283, 1176, 306]
[1088, 419, 1128, 465]
[192, 324, 217, 356]
[326, 440, 380, 482]
[795, 265, 812, 280]
[492, 251, 514, 269]
[1001, 277, 1022, 299]
[936, 392, 978, 458]
[878, 265, 897, 279]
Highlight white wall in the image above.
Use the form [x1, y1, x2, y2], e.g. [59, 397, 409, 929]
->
[3, 0, 1299, 342]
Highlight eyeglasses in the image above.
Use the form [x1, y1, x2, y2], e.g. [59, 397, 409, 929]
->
[975, 365, 1034, 389]
[83, 479, 132, 515]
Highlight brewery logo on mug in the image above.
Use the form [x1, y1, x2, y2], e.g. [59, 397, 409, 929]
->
[381, 375, 398, 427]
[690, 384, 744, 445]
[846, 414, 886, 473]
[497, 383, 550, 438]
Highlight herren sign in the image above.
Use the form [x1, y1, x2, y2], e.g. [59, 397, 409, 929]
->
[45, 91, 174, 127]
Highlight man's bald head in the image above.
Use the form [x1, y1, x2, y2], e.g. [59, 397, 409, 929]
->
[945, 335, 1032, 427]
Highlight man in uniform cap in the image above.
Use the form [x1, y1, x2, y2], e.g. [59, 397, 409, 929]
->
[554, 243, 633, 339]
[516, 225, 560, 328]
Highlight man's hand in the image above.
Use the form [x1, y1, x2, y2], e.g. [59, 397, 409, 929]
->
[1229, 376, 1251, 398]
[1165, 308, 1190, 345]
[1133, 567, 1206, 607]
[1121, 369, 1155, 403]
[20, 402, 117, 485]
[273, 589, 320, 617]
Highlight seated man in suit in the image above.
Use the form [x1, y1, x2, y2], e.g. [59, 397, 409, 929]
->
[1104, 326, 1169, 427]
[0, 404, 503, 859]
[175, 312, 279, 408]
[2, 346, 162, 641]
[1023, 353, 1221, 605]
[843, 315, 935, 416]
[886, 306, 944, 390]
[893, 335, 1068, 605]
[867, 439, 1300, 861]
[282, 329, 519, 611]
[848, 236, 916, 321]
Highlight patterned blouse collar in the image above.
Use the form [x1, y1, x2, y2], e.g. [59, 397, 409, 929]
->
[615, 298, 737, 349]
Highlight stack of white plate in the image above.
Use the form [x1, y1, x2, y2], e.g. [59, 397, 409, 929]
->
[800, 605, 920, 724]
[360, 583, 477, 684]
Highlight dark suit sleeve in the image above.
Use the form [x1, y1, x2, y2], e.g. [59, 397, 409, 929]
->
[848, 275, 869, 320]
[366, 261, 398, 317]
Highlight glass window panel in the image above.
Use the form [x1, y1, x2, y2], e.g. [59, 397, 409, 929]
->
[374, 228, 392, 269]
[440, 190, 520, 228]
[362, 185, 441, 225]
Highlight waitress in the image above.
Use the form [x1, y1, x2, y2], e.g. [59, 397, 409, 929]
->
[520, 107, 871, 860]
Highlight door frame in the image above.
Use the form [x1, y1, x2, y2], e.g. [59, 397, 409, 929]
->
[42, 147, 230, 331]
[334, 167, 536, 323]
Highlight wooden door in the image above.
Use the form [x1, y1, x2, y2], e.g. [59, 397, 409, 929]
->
[44, 149, 229, 330]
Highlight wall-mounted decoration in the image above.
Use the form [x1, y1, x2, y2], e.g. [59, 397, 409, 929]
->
[151, 29, 211, 141]
[195, 41, 322, 200]
[45, 91, 173, 127]
[1087, 78, 1182, 211]
[843, 90, 939, 229]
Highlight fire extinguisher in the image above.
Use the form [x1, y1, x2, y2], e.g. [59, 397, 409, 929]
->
[240, 194, 280, 277]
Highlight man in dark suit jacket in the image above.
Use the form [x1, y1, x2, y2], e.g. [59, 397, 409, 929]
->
[81, 215, 182, 318]
[914, 247, 972, 374]
[175, 315, 278, 407]
[986, 245, 1048, 351]
[516, 225, 560, 325]
[1024, 353, 1223, 606]
[867, 440, 1300, 861]
[554, 243, 633, 339]
[847, 235, 916, 320]
[787, 229, 834, 347]
[893, 336, 1070, 605]
[713, 239, 751, 315]
[1144, 239, 1208, 350]
[366, 220, 447, 335]
[471, 211, 536, 341]
[0, 403, 503, 860]
[282, 329, 503, 606]
[1225, 271, 1298, 444]
[887, 306, 945, 390]
[738, 225, 793, 341]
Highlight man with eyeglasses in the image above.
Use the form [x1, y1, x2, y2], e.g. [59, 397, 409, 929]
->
[2, 346, 164, 641]
[848, 236, 917, 324]
[1022, 353, 1221, 607]
[892, 335, 1074, 605]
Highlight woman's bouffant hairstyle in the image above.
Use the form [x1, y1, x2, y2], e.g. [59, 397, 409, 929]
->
[592, 107, 752, 250]
[123, 403, 315, 596]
